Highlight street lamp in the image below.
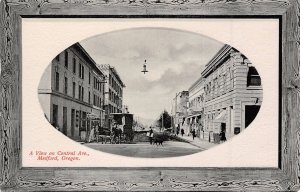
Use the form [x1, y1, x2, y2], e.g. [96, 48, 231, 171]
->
[141, 59, 148, 74]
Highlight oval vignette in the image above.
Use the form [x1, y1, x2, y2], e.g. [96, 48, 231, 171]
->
[38, 27, 263, 158]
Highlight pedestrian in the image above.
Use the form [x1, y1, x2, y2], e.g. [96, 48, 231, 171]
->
[192, 129, 196, 140]
[219, 130, 227, 143]
[181, 128, 184, 137]
[149, 127, 154, 145]
[176, 125, 180, 136]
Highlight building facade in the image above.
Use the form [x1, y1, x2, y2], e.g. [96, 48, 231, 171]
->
[98, 64, 125, 129]
[38, 43, 106, 141]
[185, 77, 205, 138]
[201, 45, 263, 142]
[172, 91, 189, 134]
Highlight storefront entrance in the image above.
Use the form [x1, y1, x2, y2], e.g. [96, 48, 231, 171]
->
[245, 105, 261, 128]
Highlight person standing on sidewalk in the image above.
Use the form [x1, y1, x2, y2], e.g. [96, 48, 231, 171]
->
[192, 129, 196, 140]
[149, 127, 154, 145]
[219, 129, 227, 143]
[181, 128, 184, 137]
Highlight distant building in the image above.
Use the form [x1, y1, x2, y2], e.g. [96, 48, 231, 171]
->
[201, 45, 262, 142]
[38, 43, 106, 141]
[172, 91, 189, 134]
[186, 77, 205, 138]
[98, 64, 125, 129]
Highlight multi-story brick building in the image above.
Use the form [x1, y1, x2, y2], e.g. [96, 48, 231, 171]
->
[98, 64, 125, 130]
[38, 43, 106, 141]
[201, 44, 262, 142]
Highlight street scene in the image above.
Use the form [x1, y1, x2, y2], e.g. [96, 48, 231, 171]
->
[38, 28, 262, 158]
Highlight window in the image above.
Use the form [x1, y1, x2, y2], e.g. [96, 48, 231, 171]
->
[62, 107, 67, 135]
[82, 87, 84, 101]
[72, 82, 76, 98]
[82, 66, 84, 79]
[64, 77, 68, 95]
[52, 104, 58, 127]
[89, 72, 91, 84]
[78, 64, 84, 79]
[78, 85, 81, 100]
[93, 94, 96, 105]
[95, 95, 98, 107]
[247, 66, 261, 86]
[71, 109, 75, 137]
[65, 51, 68, 68]
[79, 63, 81, 78]
[55, 72, 59, 91]
[82, 112, 87, 131]
[73, 58, 76, 74]
[88, 91, 91, 104]
[93, 77, 95, 88]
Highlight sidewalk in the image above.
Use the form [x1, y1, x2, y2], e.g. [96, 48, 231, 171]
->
[176, 134, 217, 150]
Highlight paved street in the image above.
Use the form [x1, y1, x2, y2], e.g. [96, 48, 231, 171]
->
[83, 141, 203, 158]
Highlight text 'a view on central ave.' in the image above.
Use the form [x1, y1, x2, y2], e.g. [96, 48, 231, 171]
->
[38, 30, 262, 158]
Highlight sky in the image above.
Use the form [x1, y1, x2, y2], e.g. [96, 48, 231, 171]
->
[80, 28, 224, 124]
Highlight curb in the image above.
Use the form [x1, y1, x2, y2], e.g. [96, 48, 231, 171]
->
[174, 136, 207, 150]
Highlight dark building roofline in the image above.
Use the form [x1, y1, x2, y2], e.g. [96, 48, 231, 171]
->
[110, 66, 126, 88]
[188, 76, 204, 91]
[201, 44, 236, 78]
[71, 43, 105, 78]
[98, 64, 125, 87]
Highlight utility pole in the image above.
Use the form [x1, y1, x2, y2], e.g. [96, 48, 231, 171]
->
[174, 92, 180, 133]
[161, 112, 164, 132]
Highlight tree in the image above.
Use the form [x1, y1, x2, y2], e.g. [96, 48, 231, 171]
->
[156, 110, 172, 129]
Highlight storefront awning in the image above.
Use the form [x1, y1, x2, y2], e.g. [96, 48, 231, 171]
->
[187, 114, 202, 118]
[213, 110, 227, 123]
[87, 113, 99, 119]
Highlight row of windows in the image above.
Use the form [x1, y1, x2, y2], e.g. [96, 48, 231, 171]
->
[204, 66, 261, 100]
[55, 51, 101, 82]
[54, 71, 104, 107]
[109, 75, 123, 96]
[108, 104, 122, 114]
[52, 104, 91, 136]
[204, 67, 234, 98]
[93, 76, 103, 92]
[93, 94, 103, 108]
[109, 89, 122, 107]
[189, 94, 204, 109]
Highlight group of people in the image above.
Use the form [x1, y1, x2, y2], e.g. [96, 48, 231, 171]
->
[175, 125, 227, 142]
[176, 127, 197, 139]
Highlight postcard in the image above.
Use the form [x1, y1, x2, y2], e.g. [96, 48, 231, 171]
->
[22, 18, 279, 167]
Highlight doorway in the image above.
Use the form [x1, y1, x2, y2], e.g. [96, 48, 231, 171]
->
[71, 109, 75, 137]
[63, 107, 67, 135]
[245, 105, 261, 128]
[52, 104, 58, 128]
[221, 123, 226, 132]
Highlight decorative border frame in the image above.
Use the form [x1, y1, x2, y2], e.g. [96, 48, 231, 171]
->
[0, 0, 299, 191]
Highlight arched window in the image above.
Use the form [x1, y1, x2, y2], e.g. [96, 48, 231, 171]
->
[247, 66, 261, 86]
